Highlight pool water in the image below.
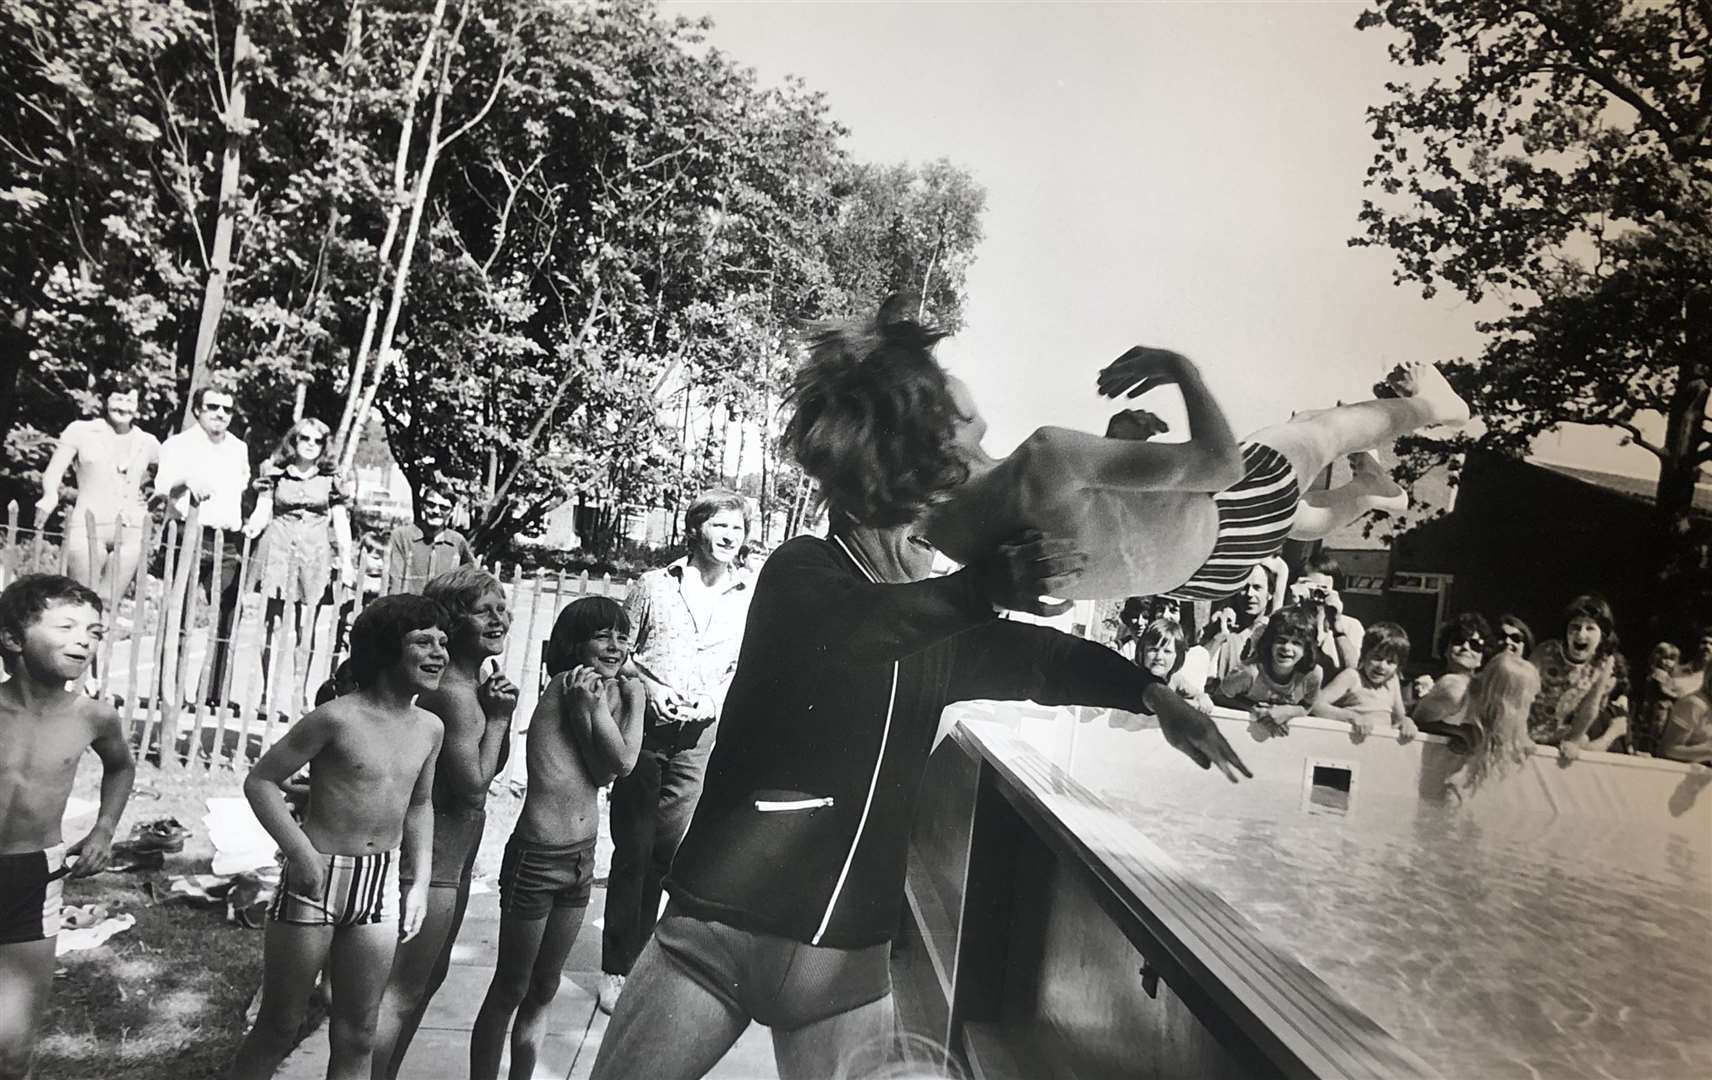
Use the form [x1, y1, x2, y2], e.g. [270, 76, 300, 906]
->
[1102, 789, 1712, 1080]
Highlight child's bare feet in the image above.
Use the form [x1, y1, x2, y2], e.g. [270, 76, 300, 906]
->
[1347, 451, 1407, 513]
[1385, 360, 1470, 426]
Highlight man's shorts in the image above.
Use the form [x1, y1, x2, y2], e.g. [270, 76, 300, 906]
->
[651, 905, 892, 1031]
[497, 835, 595, 919]
[406, 806, 487, 889]
[269, 848, 398, 927]
[0, 846, 68, 944]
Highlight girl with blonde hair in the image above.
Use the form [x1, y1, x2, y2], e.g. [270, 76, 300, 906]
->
[1450, 651, 1542, 797]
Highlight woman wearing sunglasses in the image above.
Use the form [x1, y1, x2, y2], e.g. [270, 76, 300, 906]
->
[1409, 612, 1495, 745]
[243, 417, 355, 708]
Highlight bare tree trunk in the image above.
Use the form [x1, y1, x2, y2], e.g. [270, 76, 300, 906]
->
[1647, 351, 1712, 642]
[481, 287, 604, 524]
[330, 0, 449, 456]
[916, 224, 944, 321]
[339, 0, 514, 473]
[181, 2, 253, 429]
[759, 379, 770, 544]
[733, 411, 747, 496]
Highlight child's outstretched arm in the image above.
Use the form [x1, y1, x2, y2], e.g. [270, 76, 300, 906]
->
[400, 725, 442, 944]
[68, 702, 136, 877]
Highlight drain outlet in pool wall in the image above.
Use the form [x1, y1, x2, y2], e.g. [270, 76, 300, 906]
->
[1302, 759, 1356, 815]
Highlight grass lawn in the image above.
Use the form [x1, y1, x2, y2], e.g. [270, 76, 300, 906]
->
[36, 758, 538, 1080]
[37, 764, 259, 1080]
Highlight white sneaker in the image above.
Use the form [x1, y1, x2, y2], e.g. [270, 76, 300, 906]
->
[597, 972, 625, 1015]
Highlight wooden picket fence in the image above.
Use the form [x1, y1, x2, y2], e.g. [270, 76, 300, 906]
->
[0, 500, 628, 774]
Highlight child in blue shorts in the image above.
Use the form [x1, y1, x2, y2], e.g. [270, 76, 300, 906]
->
[470, 596, 643, 1080]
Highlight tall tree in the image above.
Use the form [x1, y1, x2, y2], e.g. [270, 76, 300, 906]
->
[1353, 0, 1712, 634]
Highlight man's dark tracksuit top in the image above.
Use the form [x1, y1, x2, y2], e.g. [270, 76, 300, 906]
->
[664, 533, 1166, 951]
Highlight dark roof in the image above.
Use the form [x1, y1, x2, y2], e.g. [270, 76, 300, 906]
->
[1536, 460, 1712, 515]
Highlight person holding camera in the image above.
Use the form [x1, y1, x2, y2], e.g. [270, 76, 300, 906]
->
[1290, 552, 1365, 678]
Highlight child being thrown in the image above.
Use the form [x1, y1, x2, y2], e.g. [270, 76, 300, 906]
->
[0, 574, 137, 1080]
[1312, 622, 1418, 741]
[920, 324, 1470, 604]
[228, 595, 448, 1080]
[470, 596, 644, 1080]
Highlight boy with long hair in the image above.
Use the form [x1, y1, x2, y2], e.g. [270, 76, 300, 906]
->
[0, 574, 136, 1080]
[1215, 605, 1324, 734]
[228, 595, 448, 1080]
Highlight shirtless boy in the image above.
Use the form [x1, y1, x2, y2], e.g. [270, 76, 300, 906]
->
[471, 596, 643, 1080]
[228, 595, 448, 1080]
[371, 567, 518, 1080]
[34, 377, 160, 598]
[1312, 622, 1416, 740]
[0, 575, 136, 1080]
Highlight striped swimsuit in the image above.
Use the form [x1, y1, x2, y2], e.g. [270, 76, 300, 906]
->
[269, 848, 399, 927]
[1168, 442, 1299, 602]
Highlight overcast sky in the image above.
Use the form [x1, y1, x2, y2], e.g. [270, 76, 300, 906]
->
[665, 0, 1655, 478]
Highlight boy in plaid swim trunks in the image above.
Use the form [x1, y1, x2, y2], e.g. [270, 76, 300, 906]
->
[228, 595, 449, 1080]
[0, 575, 136, 1079]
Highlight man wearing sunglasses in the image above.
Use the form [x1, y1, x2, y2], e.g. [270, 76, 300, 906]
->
[154, 384, 253, 702]
[383, 482, 476, 595]
[155, 386, 250, 533]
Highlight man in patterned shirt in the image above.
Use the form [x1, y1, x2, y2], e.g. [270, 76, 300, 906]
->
[598, 490, 754, 1014]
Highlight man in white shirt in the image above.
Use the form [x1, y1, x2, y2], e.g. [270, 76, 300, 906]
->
[153, 384, 252, 703]
[154, 385, 251, 533]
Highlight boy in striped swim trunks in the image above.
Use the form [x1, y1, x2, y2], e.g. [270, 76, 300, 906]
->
[0, 574, 136, 1080]
[228, 595, 449, 1080]
[925, 336, 1470, 605]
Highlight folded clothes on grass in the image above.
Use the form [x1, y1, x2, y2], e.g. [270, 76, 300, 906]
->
[56, 909, 135, 957]
[162, 867, 280, 928]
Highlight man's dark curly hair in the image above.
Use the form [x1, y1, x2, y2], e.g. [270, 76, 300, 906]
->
[783, 295, 970, 528]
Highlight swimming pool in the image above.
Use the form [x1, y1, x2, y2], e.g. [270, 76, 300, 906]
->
[907, 703, 1712, 1079]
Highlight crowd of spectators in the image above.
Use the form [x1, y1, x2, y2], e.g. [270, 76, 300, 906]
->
[29, 376, 480, 706]
[1112, 551, 1712, 774]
